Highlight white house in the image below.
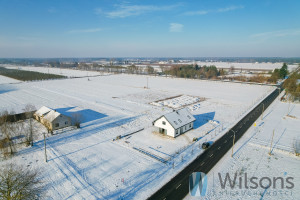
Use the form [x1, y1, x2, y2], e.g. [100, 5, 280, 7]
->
[153, 108, 196, 138]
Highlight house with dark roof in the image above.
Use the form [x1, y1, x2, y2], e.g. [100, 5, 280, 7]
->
[152, 108, 196, 138]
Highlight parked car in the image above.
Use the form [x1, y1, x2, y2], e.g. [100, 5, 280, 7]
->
[202, 142, 211, 149]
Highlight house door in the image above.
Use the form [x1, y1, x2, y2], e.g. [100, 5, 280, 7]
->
[159, 128, 167, 135]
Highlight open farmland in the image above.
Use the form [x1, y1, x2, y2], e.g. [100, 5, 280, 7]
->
[3, 64, 104, 78]
[0, 74, 21, 84]
[195, 62, 298, 71]
[0, 66, 66, 81]
[0, 73, 276, 199]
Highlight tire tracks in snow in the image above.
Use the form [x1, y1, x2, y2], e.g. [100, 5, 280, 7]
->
[47, 144, 105, 200]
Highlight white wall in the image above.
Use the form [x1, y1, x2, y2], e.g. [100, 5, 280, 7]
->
[154, 117, 175, 137]
[52, 115, 71, 130]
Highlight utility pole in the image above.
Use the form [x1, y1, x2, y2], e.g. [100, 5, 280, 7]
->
[43, 132, 47, 163]
[261, 103, 264, 120]
[269, 129, 275, 156]
[287, 100, 290, 115]
[231, 130, 236, 157]
[147, 77, 149, 89]
[29, 117, 33, 146]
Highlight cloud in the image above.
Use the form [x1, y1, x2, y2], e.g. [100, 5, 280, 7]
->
[169, 23, 183, 32]
[217, 5, 244, 13]
[251, 29, 300, 39]
[183, 10, 209, 16]
[68, 28, 103, 33]
[98, 4, 180, 18]
[183, 5, 244, 16]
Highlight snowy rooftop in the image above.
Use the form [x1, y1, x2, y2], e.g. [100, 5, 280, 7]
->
[34, 106, 52, 117]
[43, 110, 61, 122]
[156, 108, 196, 129]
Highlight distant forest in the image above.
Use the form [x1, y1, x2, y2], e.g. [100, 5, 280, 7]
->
[0, 67, 66, 81]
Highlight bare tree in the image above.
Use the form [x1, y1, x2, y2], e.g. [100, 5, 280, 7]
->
[0, 137, 10, 158]
[23, 104, 36, 146]
[0, 164, 42, 200]
[0, 110, 16, 157]
[159, 66, 165, 75]
[71, 113, 84, 128]
[230, 66, 235, 74]
[146, 66, 155, 74]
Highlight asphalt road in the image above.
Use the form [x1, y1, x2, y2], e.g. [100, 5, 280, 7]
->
[148, 87, 281, 200]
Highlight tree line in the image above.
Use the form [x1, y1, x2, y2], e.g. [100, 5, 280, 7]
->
[0, 67, 66, 81]
[283, 64, 300, 101]
[164, 64, 225, 79]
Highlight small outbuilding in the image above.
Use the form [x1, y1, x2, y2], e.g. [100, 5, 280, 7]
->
[153, 108, 196, 138]
[34, 106, 71, 131]
[43, 110, 71, 131]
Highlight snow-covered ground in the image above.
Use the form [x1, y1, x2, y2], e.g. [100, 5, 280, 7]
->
[0, 73, 277, 199]
[2, 64, 104, 77]
[195, 62, 298, 71]
[185, 94, 300, 200]
[0, 74, 21, 84]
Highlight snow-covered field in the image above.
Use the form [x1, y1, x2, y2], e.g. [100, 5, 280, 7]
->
[185, 94, 300, 200]
[195, 62, 298, 71]
[0, 73, 276, 199]
[0, 74, 20, 84]
[2, 64, 104, 77]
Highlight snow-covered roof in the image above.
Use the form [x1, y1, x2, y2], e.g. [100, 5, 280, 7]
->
[154, 108, 196, 129]
[34, 106, 52, 117]
[43, 110, 61, 122]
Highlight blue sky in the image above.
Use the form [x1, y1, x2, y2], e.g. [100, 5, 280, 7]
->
[0, 0, 299, 58]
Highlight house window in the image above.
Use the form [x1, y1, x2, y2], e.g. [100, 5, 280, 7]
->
[176, 129, 179, 135]
[178, 119, 182, 123]
[174, 121, 178, 125]
[187, 115, 191, 119]
[55, 123, 59, 127]
[65, 121, 68, 125]
[162, 121, 166, 125]
[190, 123, 192, 128]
